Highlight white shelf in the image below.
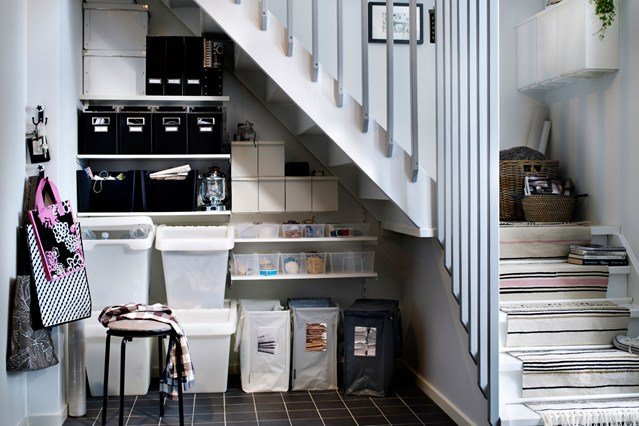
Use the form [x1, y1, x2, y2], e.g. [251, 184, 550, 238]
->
[80, 95, 229, 106]
[235, 237, 377, 243]
[77, 211, 231, 218]
[77, 154, 230, 160]
[230, 272, 378, 281]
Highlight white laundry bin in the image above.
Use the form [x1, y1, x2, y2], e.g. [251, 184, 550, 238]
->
[80, 216, 155, 396]
[156, 225, 234, 309]
[165, 300, 238, 393]
[236, 299, 290, 393]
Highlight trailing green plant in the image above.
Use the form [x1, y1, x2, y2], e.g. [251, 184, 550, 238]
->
[591, 0, 616, 39]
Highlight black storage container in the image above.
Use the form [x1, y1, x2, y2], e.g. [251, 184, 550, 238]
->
[118, 107, 152, 154]
[343, 299, 402, 397]
[202, 38, 224, 96]
[79, 107, 118, 154]
[165, 36, 185, 96]
[76, 170, 138, 213]
[187, 107, 224, 154]
[285, 162, 310, 176]
[142, 169, 198, 212]
[146, 36, 165, 96]
[184, 37, 203, 96]
[152, 108, 188, 154]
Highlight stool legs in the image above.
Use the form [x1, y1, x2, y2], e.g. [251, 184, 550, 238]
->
[173, 336, 185, 426]
[102, 334, 111, 426]
[119, 337, 131, 426]
[158, 336, 164, 417]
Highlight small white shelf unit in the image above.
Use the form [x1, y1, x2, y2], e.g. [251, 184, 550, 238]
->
[79, 95, 229, 106]
[77, 154, 231, 160]
[230, 272, 378, 281]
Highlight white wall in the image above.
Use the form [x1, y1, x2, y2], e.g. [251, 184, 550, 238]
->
[0, 0, 29, 424]
[499, 0, 546, 149]
[545, 0, 639, 300]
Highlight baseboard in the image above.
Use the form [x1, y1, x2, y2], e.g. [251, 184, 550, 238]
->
[28, 404, 67, 426]
[402, 361, 479, 426]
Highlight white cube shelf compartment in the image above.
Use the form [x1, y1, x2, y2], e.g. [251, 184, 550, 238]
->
[285, 177, 312, 212]
[258, 142, 285, 177]
[83, 50, 146, 96]
[312, 177, 338, 212]
[232, 178, 259, 213]
[231, 142, 258, 177]
[259, 178, 286, 212]
[83, 3, 148, 52]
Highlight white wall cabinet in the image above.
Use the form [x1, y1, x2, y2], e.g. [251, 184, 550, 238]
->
[258, 178, 286, 212]
[232, 178, 259, 212]
[231, 142, 258, 177]
[515, 0, 619, 92]
[257, 142, 285, 177]
[285, 177, 312, 212]
[312, 177, 338, 212]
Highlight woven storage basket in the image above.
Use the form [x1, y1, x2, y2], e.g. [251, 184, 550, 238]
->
[499, 160, 559, 221]
[521, 195, 575, 222]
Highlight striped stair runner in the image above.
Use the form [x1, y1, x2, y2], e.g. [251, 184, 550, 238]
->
[500, 222, 591, 260]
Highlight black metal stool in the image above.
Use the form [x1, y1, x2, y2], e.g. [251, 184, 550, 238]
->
[101, 320, 185, 426]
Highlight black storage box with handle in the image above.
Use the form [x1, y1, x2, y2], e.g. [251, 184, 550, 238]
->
[118, 107, 152, 154]
[152, 107, 188, 154]
[187, 107, 224, 154]
[78, 107, 118, 154]
[76, 170, 139, 213]
[141, 169, 198, 212]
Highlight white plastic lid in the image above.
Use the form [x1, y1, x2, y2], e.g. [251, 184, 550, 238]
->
[155, 225, 235, 251]
[80, 216, 155, 251]
[171, 300, 238, 336]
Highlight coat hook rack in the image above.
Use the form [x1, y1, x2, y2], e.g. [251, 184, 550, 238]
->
[26, 105, 51, 164]
[32, 105, 48, 126]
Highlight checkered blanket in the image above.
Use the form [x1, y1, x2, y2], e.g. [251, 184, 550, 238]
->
[98, 303, 195, 399]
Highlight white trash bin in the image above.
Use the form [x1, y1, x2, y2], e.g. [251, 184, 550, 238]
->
[156, 225, 234, 309]
[165, 300, 238, 393]
[80, 216, 155, 396]
[236, 299, 290, 393]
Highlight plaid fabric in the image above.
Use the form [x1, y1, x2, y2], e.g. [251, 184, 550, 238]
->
[98, 303, 195, 399]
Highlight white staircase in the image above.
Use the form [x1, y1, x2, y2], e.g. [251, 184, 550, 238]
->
[193, 0, 435, 237]
[499, 225, 639, 426]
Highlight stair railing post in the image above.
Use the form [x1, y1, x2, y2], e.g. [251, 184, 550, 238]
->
[312, 0, 319, 81]
[286, 0, 294, 57]
[409, 0, 418, 182]
[386, 0, 394, 157]
[361, 0, 370, 132]
[336, 0, 344, 107]
[261, 0, 268, 31]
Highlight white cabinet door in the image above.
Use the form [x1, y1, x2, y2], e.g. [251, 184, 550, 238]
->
[516, 19, 537, 89]
[535, 9, 558, 83]
[258, 142, 285, 177]
[232, 179, 259, 212]
[285, 178, 312, 212]
[231, 142, 258, 177]
[259, 179, 285, 212]
[312, 177, 338, 212]
[556, 0, 585, 76]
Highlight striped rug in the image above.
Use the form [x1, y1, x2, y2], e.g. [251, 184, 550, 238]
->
[500, 223, 591, 260]
[512, 349, 639, 398]
[501, 301, 629, 347]
[500, 262, 609, 301]
[614, 335, 639, 356]
[526, 398, 639, 426]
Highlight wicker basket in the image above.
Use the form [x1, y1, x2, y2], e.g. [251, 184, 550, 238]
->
[499, 160, 559, 221]
[521, 195, 575, 222]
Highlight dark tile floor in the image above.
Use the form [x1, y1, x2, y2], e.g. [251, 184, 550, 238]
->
[64, 377, 455, 426]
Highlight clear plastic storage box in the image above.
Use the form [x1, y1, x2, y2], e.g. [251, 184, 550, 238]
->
[304, 252, 327, 274]
[327, 223, 371, 237]
[304, 224, 326, 238]
[258, 253, 280, 276]
[280, 224, 305, 238]
[281, 253, 304, 275]
[236, 223, 280, 239]
[232, 253, 259, 276]
[329, 252, 375, 274]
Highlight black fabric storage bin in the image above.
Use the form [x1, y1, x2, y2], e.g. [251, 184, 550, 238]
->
[165, 36, 185, 96]
[343, 299, 402, 397]
[79, 107, 118, 154]
[76, 170, 137, 213]
[187, 108, 224, 154]
[184, 37, 203, 96]
[152, 108, 187, 154]
[142, 169, 198, 212]
[146, 36, 165, 96]
[118, 107, 152, 154]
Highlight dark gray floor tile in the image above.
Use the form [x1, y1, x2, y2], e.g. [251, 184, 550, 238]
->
[348, 406, 382, 417]
[192, 404, 222, 414]
[418, 412, 457, 424]
[224, 388, 246, 397]
[290, 420, 323, 426]
[258, 420, 291, 426]
[379, 405, 414, 416]
[126, 415, 161, 425]
[226, 422, 258, 426]
[322, 418, 358, 426]
[314, 400, 346, 409]
[401, 396, 436, 406]
[283, 393, 312, 402]
[194, 396, 223, 405]
[225, 403, 256, 413]
[225, 395, 255, 405]
[61, 418, 95, 426]
[395, 389, 428, 398]
[410, 405, 446, 415]
[159, 415, 192, 425]
[373, 398, 404, 407]
[285, 401, 316, 411]
[344, 399, 376, 409]
[319, 408, 352, 419]
[355, 416, 391, 425]
[256, 402, 286, 412]
[191, 412, 225, 423]
[287, 409, 320, 420]
[310, 392, 341, 401]
[226, 411, 257, 422]
[384, 413, 422, 424]
[254, 394, 284, 403]
[257, 410, 290, 421]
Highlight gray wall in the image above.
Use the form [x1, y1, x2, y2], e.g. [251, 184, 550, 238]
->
[0, 0, 29, 424]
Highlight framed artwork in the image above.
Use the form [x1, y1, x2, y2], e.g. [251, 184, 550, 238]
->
[368, 2, 424, 44]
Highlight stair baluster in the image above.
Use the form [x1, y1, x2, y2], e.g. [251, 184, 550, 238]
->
[311, 0, 319, 82]
[409, 0, 419, 182]
[385, 0, 394, 157]
[361, 0, 370, 132]
[336, 0, 344, 107]
[260, 0, 268, 31]
[286, 0, 293, 57]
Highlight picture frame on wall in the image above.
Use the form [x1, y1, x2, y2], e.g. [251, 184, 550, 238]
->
[368, 2, 424, 44]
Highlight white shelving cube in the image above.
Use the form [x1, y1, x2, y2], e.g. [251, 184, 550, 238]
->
[259, 178, 286, 212]
[258, 142, 285, 177]
[232, 178, 259, 213]
[83, 51, 146, 96]
[231, 142, 258, 177]
[312, 177, 338, 212]
[83, 4, 148, 51]
[285, 177, 312, 212]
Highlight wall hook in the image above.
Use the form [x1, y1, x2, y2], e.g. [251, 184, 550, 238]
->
[31, 105, 48, 126]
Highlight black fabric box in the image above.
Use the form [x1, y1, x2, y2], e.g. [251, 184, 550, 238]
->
[78, 107, 118, 154]
[142, 169, 198, 212]
[76, 170, 138, 213]
[343, 299, 402, 397]
[285, 162, 310, 176]
[152, 108, 188, 154]
[184, 37, 203, 96]
[146, 36, 165, 96]
[165, 36, 185, 96]
[187, 108, 224, 154]
[118, 107, 152, 154]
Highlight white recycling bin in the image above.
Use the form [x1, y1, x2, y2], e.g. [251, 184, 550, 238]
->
[235, 299, 290, 393]
[156, 225, 234, 309]
[80, 216, 155, 396]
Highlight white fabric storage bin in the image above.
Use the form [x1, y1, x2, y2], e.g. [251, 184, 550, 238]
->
[258, 178, 285, 212]
[156, 225, 234, 309]
[84, 311, 151, 396]
[166, 300, 238, 393]
[289, 299, 339, 391]
[80, 216, 155, 309]
[231, 142, 258, 177]
[258, 142, 285, 177]
[232, 178, 259, 213]
[83, 51, 146, 96]
[236, 300, 290, 393]
[83, 3, 148, 51]
[285, 177, 312, 212]
[312, 177, 338, 211]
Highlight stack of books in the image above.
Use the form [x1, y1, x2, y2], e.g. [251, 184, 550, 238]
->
[567, 244, 628, 266]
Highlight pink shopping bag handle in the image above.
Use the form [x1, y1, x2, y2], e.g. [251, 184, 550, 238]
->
[34, 177, 65, 216]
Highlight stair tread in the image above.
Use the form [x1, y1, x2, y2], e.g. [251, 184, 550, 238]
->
[501, 403, 541, 426]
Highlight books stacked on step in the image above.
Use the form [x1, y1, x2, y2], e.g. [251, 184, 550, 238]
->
[567, 244, 628, 266]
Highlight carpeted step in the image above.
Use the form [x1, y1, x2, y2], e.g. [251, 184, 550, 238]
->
[511, 349, 639, 398]
[525, 398, 639, 426]
[500, 222, 591, 260]
[501, 301, 630, 348]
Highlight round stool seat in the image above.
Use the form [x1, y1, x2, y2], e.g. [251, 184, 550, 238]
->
[107, 320, 173, 337]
